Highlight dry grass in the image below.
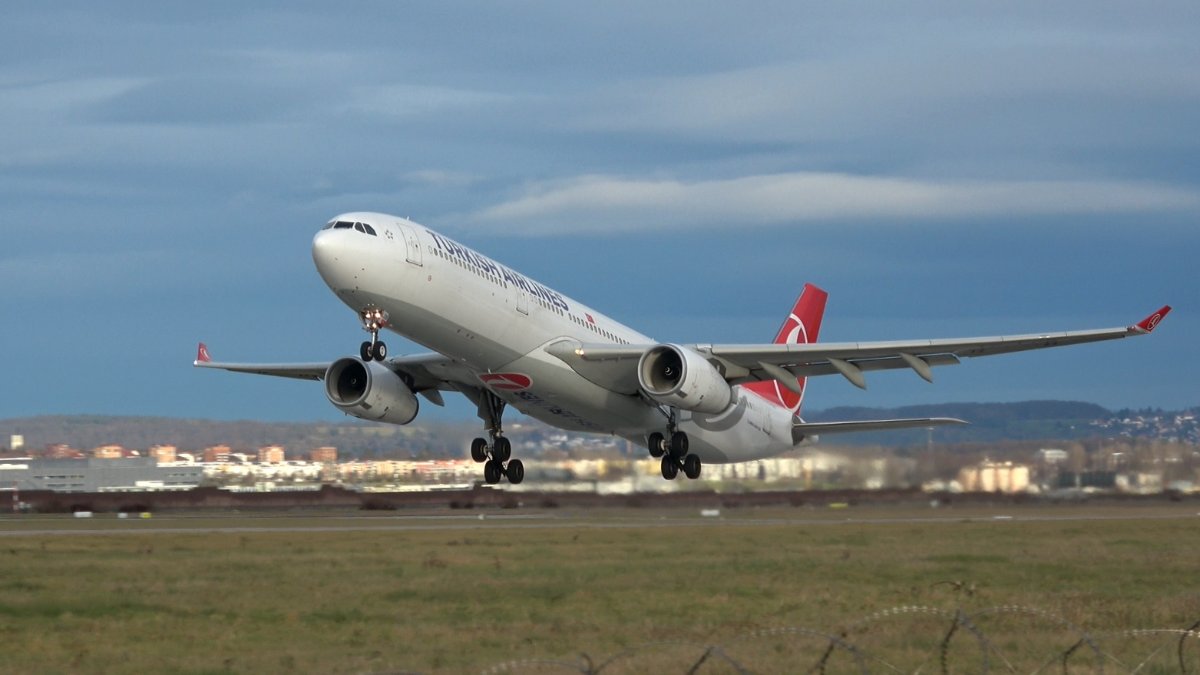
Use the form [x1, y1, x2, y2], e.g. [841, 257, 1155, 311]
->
[0, 504, 1198, 673]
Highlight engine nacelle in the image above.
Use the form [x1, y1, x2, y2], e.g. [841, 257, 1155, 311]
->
[637, 344, 732, 415]
[324, 357, 419, 425]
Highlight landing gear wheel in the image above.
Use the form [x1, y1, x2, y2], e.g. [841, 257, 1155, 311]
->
[470, 438, 488, 463]
[493, 436, 512, 463]
[647, 432, 665, 458]
[360, 341, 374, 361]
[669, 431, 689, 458]
[371, 341, 387, 361]
[683, 454, 702, 480]
[506, 459, 525, 485]
[660, 456, 679, 480]
[484, 460, 503, 485]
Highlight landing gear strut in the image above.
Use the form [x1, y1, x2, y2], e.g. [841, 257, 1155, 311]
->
[646, 409, 702, 481]
[469, 391, 524, 485]
[359, 306, 389, 362]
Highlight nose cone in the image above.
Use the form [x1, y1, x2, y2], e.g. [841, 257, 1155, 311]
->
[312, 229, 346, 290]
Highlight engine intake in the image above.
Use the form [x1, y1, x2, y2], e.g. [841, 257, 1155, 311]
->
[324, 357, 419, 425]
[637, 344, 732, 415]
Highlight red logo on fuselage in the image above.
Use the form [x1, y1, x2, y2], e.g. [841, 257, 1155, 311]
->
[479, 373, 533, 391]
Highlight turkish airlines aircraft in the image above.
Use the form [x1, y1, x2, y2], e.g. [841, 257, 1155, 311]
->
[196, 212, 1171, 485]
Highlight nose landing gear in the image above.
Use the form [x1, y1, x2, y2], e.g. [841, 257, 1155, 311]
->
[359, 307, 389, 361]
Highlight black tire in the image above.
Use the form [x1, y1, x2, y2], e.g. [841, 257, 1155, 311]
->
[660, 456, 679, 480]
[647, 432, 665, 458]
[360, 341, 373, 361]
[484, 460, 502, 485]
[683, 454, 702, 480]
[371, 341, 388, 361]
[494, 436, 512, 463]
[470, 438, 488, 463]
[506, 459, 525, 485]
[669, 431, 689, 458]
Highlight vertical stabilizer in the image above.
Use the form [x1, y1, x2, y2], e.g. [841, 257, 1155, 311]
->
[742, 283, 828, 412]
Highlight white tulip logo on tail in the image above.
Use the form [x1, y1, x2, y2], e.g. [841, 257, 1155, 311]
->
[742, 283, 828, 413]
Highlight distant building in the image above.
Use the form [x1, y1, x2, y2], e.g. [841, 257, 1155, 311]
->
[92, 445, 125, 459]
[958, 460, 1030, 493]
[258, 445, 285, 464]
[1038, 448, 1068, 464]
[10, 435, 24, 452]
[149, 445, 177, 464]
[0, 457, 202, 492]
[44, 444, 82, 459]
[310, 447, 337, 464]
[202, 445, 231, 463]
[1116, 472, 1163, 494]
[1057, 471, 1116, 490]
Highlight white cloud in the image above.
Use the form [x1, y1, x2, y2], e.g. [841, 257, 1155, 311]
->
[339, 84, 513, 119]
[0, 76, 147, 119]
[401, 169, 479, 188]
[470, 172, 1200, 234]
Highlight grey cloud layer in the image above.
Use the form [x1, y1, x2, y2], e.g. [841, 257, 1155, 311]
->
[0, 2, 1195, 418]
[470, 173, 1199, 234]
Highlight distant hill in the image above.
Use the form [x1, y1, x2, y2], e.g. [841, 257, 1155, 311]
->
[1, 401, 1195, 457]
[808, 400, 1114, 445]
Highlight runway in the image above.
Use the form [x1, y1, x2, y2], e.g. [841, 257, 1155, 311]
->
[1, 505, 1197, 537]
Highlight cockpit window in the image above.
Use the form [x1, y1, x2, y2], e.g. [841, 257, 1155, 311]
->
[324, 220, 376, 235]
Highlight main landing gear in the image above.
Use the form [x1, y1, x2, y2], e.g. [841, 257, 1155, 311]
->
[470, 391, 524, 485]
[647, 412, 702, 481]
[358, 307, 389, 362]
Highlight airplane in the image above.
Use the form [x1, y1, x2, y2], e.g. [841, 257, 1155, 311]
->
[195, 212, 1171, 485]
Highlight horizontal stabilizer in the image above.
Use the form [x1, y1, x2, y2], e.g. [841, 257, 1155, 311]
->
[794, 417, 967, 434]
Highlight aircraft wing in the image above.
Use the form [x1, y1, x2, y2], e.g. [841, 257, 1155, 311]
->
[193, 343, 462, 405]
[548, 306, 1171, 392]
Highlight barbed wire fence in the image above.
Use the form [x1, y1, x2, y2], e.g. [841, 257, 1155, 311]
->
[449, 605, 1200, 675]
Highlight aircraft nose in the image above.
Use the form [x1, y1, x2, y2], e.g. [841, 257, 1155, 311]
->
[311, 228, 345, 287]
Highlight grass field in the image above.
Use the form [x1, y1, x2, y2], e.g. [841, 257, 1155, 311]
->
[1, 503, 1199, 673]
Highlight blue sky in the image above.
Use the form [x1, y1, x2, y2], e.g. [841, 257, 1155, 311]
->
[1, 2, 1196, 424]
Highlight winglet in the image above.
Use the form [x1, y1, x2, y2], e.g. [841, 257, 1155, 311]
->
[1131, 306, 1172, 334]
[195, 342, 212, 364]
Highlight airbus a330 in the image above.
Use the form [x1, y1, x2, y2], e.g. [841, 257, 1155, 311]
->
[196, 212, 1170, 484]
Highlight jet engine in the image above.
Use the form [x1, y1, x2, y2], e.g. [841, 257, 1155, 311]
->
[324, 357, 419, 425]
[637, 344, 732, 415]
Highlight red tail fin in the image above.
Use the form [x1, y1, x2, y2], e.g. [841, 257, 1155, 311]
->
[743, 283, 828, 412]
[196, 342, 212, 363]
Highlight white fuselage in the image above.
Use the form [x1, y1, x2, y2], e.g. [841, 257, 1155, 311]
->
[311, 212, 797, 464]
